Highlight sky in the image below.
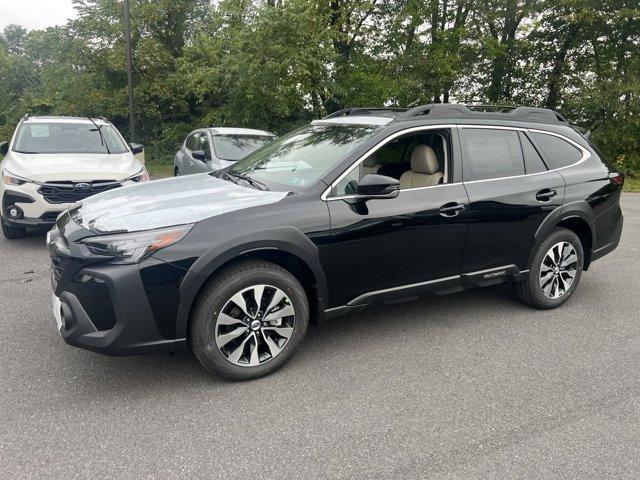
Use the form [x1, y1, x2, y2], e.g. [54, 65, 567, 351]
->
[0, 0, 77, 31]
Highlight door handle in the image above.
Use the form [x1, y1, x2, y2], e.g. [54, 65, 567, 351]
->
[439, 202, 467, 217]
[536, 189, 557, 202]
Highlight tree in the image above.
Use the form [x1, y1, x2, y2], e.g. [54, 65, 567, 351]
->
[0, 0, 638, 177]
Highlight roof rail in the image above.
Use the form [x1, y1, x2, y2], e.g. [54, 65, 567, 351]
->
[400, 103, 568, 124]
[323, 104, 569, 125]
[323, 107, 408, 119]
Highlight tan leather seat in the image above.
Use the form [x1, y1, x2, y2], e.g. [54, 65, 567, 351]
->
[399, 145, 443, 189]
[361, 154, 382, 176]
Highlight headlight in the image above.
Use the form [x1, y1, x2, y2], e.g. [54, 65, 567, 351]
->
[126, 168, 150, 183]
[81, 224, 193, 264]
[2, 170, 30, 186]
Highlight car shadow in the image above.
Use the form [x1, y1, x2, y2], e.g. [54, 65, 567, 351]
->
[63, 283, 525, 397]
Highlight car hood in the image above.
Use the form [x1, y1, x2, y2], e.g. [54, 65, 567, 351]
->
[74, 173, 289, 233]
[4, 152, 142, 182]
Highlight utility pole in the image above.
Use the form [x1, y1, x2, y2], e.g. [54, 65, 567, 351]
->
[123, 0, 135, 142]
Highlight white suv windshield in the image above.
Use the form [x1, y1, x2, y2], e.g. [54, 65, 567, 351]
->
[13, 122, 129, 154]
[228, 124, 379, 190]
[212, 134, 275, 161]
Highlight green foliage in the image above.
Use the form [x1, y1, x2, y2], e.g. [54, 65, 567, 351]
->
[0, 0, 638, 177]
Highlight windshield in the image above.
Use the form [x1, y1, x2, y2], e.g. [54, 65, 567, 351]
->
[13, 122, 129, 154]
[213, 134, 275, 161]
[228, 124, 379, 190]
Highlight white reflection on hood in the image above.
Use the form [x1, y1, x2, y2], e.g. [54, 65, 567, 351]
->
[76, 173, 289, 233]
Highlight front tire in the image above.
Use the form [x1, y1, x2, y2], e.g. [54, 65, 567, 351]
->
[515, 227, 583, 309]
[190, 260, 309, 380]
[1, 217, 26, 239]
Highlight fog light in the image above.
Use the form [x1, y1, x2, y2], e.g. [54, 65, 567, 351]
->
[6, 205, 23, 219]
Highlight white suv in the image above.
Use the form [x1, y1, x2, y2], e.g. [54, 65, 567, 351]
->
[0, 116, 148, 239]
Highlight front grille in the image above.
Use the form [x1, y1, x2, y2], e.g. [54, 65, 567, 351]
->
[50, 251, 69, 287]
[38, 181, 121, 204]
[48, 232, 70, 289]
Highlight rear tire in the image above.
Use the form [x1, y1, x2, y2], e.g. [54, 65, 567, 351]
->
[515, 227, 583, 309]
[1, 217, 26, 239]
[190, 260, 309, 381]
[174, 167, 180, 176]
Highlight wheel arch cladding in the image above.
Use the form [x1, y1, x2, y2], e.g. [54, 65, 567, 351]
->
[555, 216, 593, 270]
[534, 200, 595, 261]
[174, 227, 328, 341]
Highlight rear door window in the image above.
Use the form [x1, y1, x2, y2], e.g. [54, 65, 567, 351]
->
[529, 132, 583, 169]
[461, 128, 524, 181]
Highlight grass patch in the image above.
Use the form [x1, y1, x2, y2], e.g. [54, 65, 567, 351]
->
[147, 163, 173, 179]
[623, 176, 640, 193]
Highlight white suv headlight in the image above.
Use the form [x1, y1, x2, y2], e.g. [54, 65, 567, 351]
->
[124, 168, 150, 183]
[2, 170, 31, 186]
[81, 224, 193, 264]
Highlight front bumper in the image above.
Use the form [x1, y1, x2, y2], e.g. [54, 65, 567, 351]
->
[2, 187, 64, 228]
[2, 178, 137, 230]
[4, 214, 58, 229]
[47, 223, 188, 356]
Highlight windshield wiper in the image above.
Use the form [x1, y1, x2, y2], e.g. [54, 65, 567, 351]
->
[87, 117, 110, 154]
[225, 172, 269, 191]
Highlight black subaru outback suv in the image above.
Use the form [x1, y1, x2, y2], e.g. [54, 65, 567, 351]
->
[48, 104, 624, 380]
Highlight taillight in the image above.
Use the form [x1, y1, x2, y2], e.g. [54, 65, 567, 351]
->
[609, 172, 624, 186]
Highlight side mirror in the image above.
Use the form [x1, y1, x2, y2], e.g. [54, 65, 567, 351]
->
[355, 174, 400, 199]
[0, 141, 8, 156]
[130, 143, 144, 155]
[191, 150, 208, 161]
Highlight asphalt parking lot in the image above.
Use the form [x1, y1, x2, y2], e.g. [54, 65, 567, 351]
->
[1, 194, 639, 479]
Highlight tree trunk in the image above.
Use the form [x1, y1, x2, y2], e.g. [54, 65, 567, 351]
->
[546, 23, 581, 109]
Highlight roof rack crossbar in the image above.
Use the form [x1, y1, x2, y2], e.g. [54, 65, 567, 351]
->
[400, 103, 568, 124]
[323, 107, 408, 119]
[322, 103, 569, 125]
[466, 104, 517, 112]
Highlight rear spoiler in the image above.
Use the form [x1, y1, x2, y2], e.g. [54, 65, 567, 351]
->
[571, 125, 591, 140]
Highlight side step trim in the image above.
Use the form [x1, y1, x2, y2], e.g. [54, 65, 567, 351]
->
[323, 266, 528, 320]
[347, 275, 460, 306]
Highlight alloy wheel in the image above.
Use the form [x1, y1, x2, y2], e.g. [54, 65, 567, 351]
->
[539, 241, 578, 299]
[214, 284, 295, 367]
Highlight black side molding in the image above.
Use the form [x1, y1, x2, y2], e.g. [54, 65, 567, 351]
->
[323, 265, 530, 320]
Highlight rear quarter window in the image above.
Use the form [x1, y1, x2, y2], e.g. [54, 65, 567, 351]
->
[520, 132, 548, 174]
[530, 132, 583, 169]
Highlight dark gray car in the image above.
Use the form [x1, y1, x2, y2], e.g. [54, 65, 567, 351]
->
[173, 127, 276, 176]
